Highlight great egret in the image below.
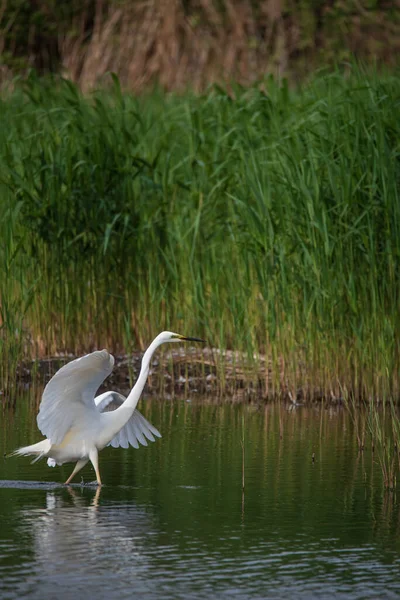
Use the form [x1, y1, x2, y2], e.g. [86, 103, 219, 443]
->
[11, 331, 205, 485]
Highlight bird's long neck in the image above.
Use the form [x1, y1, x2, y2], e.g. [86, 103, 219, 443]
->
[100, 334, 165, 447]
[123, 337, 161, 413]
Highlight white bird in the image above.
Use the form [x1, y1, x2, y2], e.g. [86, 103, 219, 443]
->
[11, 331, 205, 485]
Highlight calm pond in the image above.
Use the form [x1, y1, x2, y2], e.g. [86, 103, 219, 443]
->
[0, 391, 400, 599]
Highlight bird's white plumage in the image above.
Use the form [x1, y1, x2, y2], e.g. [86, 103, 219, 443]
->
[11, 331, 204, 485]
[37, 350, 114, 445]
[94, 391, 161, 449]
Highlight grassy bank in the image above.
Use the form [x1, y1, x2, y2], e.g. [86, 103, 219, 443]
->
[0, 68, 399, 399]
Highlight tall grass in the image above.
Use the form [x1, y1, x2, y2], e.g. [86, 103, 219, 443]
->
[0, 67, 399, 399]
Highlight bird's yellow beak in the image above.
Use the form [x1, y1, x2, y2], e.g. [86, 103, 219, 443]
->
[176, 335, 206, 343]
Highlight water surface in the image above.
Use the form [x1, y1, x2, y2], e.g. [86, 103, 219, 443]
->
[1, 394, 399, 599]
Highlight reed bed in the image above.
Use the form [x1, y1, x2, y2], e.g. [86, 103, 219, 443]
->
[0, 68, 399, 401]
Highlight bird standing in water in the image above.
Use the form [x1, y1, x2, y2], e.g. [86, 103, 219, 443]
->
[11, 331, 205, 484]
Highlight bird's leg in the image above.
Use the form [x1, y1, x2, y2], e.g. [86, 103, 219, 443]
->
[65, 459, 89, 485]
[89, 449, 102, 486]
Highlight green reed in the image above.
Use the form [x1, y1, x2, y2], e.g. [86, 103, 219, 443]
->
[0, 67, 399, 399]
[365, 397, 400, 491]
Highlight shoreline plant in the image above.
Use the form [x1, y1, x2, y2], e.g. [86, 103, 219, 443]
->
[0, 67, 399, 402]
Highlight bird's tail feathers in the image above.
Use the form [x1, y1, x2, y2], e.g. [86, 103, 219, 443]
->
[8, 439, 51, 464]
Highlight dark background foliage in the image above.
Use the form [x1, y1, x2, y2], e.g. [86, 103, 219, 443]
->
[0, 0, 399, 90]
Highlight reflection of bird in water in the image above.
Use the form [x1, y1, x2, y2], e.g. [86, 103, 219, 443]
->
[44, 484, 101, 508]
[10, 332, 204, 484]
[17, 488, 154, 595]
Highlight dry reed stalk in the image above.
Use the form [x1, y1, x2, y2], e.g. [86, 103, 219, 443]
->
[1, 1, 399, 90]
[58, 0, 290, 91]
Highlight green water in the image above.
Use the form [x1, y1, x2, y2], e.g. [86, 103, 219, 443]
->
[1, 393, 400, 599]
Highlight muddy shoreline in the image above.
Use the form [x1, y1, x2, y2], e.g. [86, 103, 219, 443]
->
[12, 346, 341, 404]
[15, 347, 259, 400]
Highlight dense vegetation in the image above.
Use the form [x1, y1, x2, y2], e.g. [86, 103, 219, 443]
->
[0, 68, 399, 399]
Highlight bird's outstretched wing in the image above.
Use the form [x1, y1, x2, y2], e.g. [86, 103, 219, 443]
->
[95, 391, 162, 449]
[37, 350, 114, 445]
